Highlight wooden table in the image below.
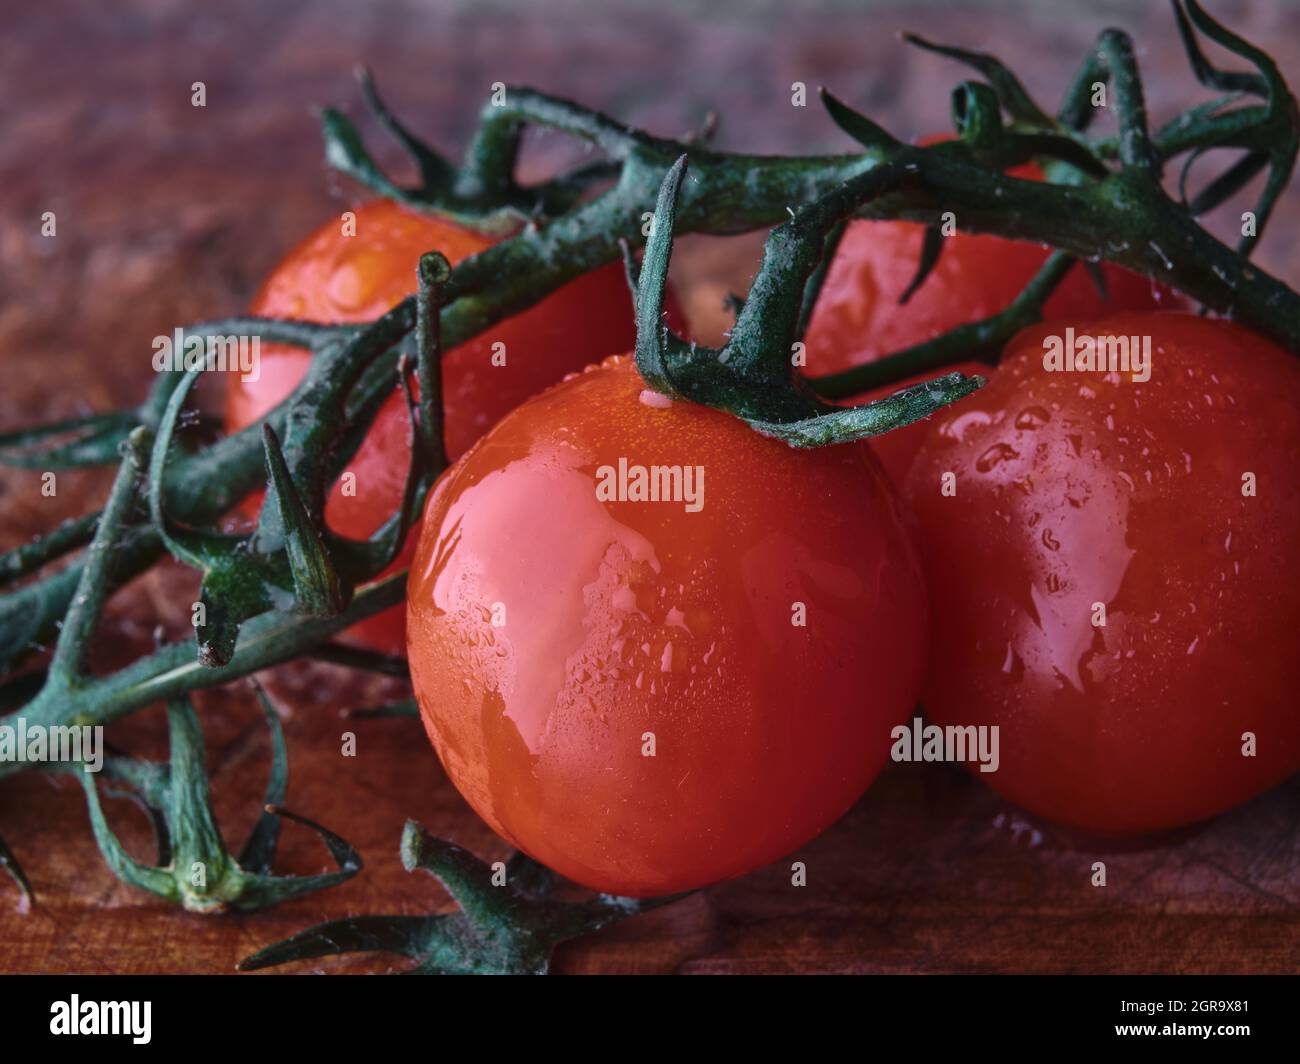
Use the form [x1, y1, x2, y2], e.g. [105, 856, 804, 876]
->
[2, 0, 1297, 974]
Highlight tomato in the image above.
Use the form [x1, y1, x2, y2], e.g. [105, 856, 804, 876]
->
[226, 198, 678, 652]
[903, 311, 1300, 834]
[406, 355, 929, 895]
[802, 152, 1182, 485]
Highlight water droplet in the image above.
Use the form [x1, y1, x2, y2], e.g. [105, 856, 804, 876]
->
[975, 442, 1018, 473]
[639, 389, 672, 409]
[1000, 643, 1025, 682]
[939, 409, 993, 444]
[1014, 406, 1050, 430]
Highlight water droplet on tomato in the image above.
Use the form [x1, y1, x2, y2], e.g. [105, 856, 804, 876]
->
[975, 442, 1018, 473]
[638, 389, 672, 409]
[1014, 406, 1050, 430]
[939, 409, 993, 444]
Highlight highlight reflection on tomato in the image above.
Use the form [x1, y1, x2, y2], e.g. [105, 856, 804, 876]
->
[904, 312, 1300, 834]
[406, 355, 929, 895]
[226, 198, 676, 652]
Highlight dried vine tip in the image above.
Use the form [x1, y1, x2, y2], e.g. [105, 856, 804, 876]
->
[241, 820, 683, 974]
[418, 250, 453, 287]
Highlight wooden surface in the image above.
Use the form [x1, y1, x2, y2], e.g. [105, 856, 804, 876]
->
[1, 0, 1298, 974]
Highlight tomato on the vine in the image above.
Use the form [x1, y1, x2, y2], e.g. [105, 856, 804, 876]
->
[226, 198, 680, 653]
[802, 151, 1181, 484]
[406, 355, 929, 895]
[903, 312, 1300, 834]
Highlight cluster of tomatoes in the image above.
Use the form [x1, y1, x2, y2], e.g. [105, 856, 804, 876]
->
[227, 183, 1300, 897]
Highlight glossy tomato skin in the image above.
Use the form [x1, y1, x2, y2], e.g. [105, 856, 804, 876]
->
[406, 355, 929, 895]
[804, 155, 1182, 486]
[904, 312, 1300, 835]
[226, 199, 677, 652]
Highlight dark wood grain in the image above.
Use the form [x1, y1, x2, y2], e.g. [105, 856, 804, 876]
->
[1, 0, 1298, 975]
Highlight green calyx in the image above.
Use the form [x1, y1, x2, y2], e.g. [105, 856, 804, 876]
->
[628, 153, 987, 444]
[239, 820, 684, 974]
[73, 685, 360, 913]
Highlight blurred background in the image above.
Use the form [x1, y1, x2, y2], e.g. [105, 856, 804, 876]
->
[2, 0, 1298, 973]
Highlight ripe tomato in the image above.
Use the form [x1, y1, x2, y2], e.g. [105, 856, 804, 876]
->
[802, 152, 1181, 485]
[226, 198, 676, 652]
[904, 312, 1300, 834]
[406, 355, 929, 895]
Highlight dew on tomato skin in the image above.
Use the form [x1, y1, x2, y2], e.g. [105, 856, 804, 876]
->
[975, 442, 1019, 473]
[938, 409, 994, 444]
[664, 606, 692, 633]
[1014, 406, 1051, 430]
[1000, 643, 1025, 682]
[638, 389, 672, 409]
[610, 585, 639, 614]
[326, 249, 387, 312]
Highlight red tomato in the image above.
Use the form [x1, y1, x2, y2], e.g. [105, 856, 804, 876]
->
[406, 355, 929, 895]
[904, 312, 1300, 834]
[226, 198, 677, 652]
[803, 152, 1181, 485]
